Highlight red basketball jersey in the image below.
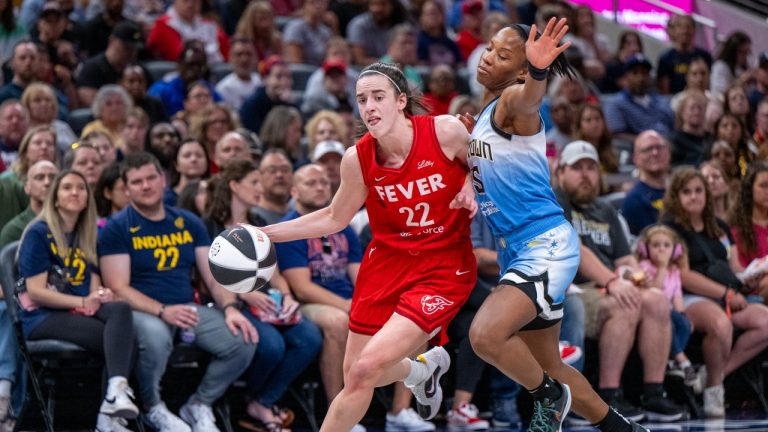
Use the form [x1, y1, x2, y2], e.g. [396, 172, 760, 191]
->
[356, 115, 471, 252]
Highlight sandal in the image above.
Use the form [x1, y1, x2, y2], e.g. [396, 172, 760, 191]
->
[273, 406, 295, 427]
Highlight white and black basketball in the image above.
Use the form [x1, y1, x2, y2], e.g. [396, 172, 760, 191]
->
[208, 225, 277, 293]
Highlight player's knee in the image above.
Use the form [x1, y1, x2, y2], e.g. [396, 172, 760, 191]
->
[345, 355, 382, 391]
[468, 321, 501, 360]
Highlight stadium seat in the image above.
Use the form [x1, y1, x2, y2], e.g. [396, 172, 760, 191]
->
[141, 60, 177, 84]
[0, 242, 93, 432]
[289, 63, 318, 92]
[67, 108, 94, 137]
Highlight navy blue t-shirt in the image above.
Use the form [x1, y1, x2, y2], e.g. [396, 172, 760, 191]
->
[98, 205, 210, 305]
[275, 210, 362, 300]
[621, 180, 665, 235]
[18, 220, 96, 334]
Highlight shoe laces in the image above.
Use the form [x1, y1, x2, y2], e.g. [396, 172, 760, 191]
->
[529, 400, 560, 432]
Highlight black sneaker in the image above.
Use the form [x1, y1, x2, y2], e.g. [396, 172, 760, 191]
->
[603, 391, 645, 422]
[528, 383, 571, 432]
[641, 393, 685, 422]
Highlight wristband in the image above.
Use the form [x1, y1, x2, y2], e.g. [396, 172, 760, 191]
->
[721, 288, 732, 303]
[222, 301, 240, 312]
[527, 64, 550, 81]
[158, 304, 166, 318]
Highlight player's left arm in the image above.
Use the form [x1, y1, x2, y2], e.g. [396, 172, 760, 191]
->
[195, 246, 258, 343]
[500, 17, 571, 136]
[435, 115, 478, 217]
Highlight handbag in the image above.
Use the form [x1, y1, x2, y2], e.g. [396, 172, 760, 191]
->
[16, 264, 69, 312]
[692, 235, 743, 291]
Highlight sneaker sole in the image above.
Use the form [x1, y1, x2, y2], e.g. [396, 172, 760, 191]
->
[645, 411, 684, 422]
[558, 384, 573, 432]
[100, 405, 139, 420]
[447, 423, 490, 431]
[415, 353, 450, 421]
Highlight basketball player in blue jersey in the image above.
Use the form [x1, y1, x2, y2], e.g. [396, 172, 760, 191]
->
[464, 18, 649, 432]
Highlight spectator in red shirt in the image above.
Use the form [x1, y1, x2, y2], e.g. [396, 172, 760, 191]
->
[423, 64, 458, 116]
[455, 0, 484, 61]
[147, 0, 229, 64]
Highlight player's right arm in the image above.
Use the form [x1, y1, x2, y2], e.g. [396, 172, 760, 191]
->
[262, 148, 368, 243]
[100, 254, 198, 328]
[282, 268, 352, 312]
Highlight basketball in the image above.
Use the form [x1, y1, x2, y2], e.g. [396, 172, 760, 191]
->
[208, 225, 277, 293]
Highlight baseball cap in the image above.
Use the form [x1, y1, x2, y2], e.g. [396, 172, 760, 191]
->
[322, 58, 347, 75]
[560, 140, 599, 166]
[312, 140, 346, 162]
[111, 21, 144, 47]
[623, 53, 652, 74]
[462, 0, 483, 14]
[259, 55, 286, 76]
[40, 1, 63, 18]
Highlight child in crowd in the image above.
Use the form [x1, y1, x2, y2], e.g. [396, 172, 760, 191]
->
[636, 225, 698, 389]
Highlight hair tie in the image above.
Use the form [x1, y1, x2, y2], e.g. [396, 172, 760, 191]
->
[359, 70, 402, 94]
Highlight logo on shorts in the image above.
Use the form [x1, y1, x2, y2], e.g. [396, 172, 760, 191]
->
[420, 295, 454, 315]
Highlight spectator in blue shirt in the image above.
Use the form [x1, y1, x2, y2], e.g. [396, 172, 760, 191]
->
[604, 54, 675, 141]
[622, 131, 671, 236]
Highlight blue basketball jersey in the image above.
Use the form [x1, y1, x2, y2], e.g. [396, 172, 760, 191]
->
[468, 97, 566, 247]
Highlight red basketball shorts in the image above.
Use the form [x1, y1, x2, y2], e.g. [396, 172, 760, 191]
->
[349, 243, 477, 346]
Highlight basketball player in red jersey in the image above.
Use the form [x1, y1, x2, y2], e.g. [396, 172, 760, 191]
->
[261, 62, 477, 432]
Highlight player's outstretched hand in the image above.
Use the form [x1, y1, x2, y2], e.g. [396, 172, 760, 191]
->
[527, 17, 571, 71]
[450, 188, 478, 218]
[456, 112, 476, 133]
[224, 307, 260, 344]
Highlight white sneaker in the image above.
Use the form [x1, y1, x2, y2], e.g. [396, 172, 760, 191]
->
[96, 413, 132, 432]
[405, 346, 450, 420]
[351, 423, 367, 432]
[385, 408, 436, 432]
[446, 403, 490, 431]
[145, 402, 192, 432]
[180, 400, 220, 432]
[703, 385, 725, 418]
[100, 379, 139, 419]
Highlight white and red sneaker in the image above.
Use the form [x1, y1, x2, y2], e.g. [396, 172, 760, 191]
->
[559, 342, 582, 366]
[446, 403, 490, 431]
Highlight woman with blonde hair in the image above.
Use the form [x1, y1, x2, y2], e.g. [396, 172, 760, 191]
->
[83, 85, 134, 151]
[9, 125, 58, 181]
[20, 83, 77, 154]
[189, 103, 239, 161]
[235, 1, 283, 63]
[304, 110, 349, 150]
[700, 160, 733, 221]
[17, 170, 138, 432]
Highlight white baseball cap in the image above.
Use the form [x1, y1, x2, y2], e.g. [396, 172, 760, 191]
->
[312, 140, 346, 162]
[560, 140, 599, 167]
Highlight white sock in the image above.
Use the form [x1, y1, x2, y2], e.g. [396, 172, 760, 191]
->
[679, 360, 692, 369]
[403, 358, 430, 387]
[0, 379, 11, 397]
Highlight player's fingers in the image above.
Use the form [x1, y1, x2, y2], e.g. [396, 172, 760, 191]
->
[553, 17, 567, 36]
[544, 17, 557, 35]
[528, 24, 537, 44]
[555, 25, 569, 43]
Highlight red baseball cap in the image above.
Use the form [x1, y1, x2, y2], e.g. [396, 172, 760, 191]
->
[259, 55, 286, 76]
[322, 58, 347, 75]
[462, 0, 483, 14]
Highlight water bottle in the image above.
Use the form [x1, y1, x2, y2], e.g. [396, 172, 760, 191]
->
[268, 289, 283, 314]
[180, 306, 197, 343]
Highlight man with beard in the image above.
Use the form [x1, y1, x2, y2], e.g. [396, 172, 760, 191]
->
[604, 54, 675, 141]
[251, 149, 293, 225]
[0, 42, 67, 119]
[621, 131, 672, 235]
[554, 141, 683, 424]
[145, 122, 181, 182]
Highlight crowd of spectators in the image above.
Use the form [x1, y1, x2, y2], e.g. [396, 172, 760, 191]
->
[0, 0, 767, 431]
